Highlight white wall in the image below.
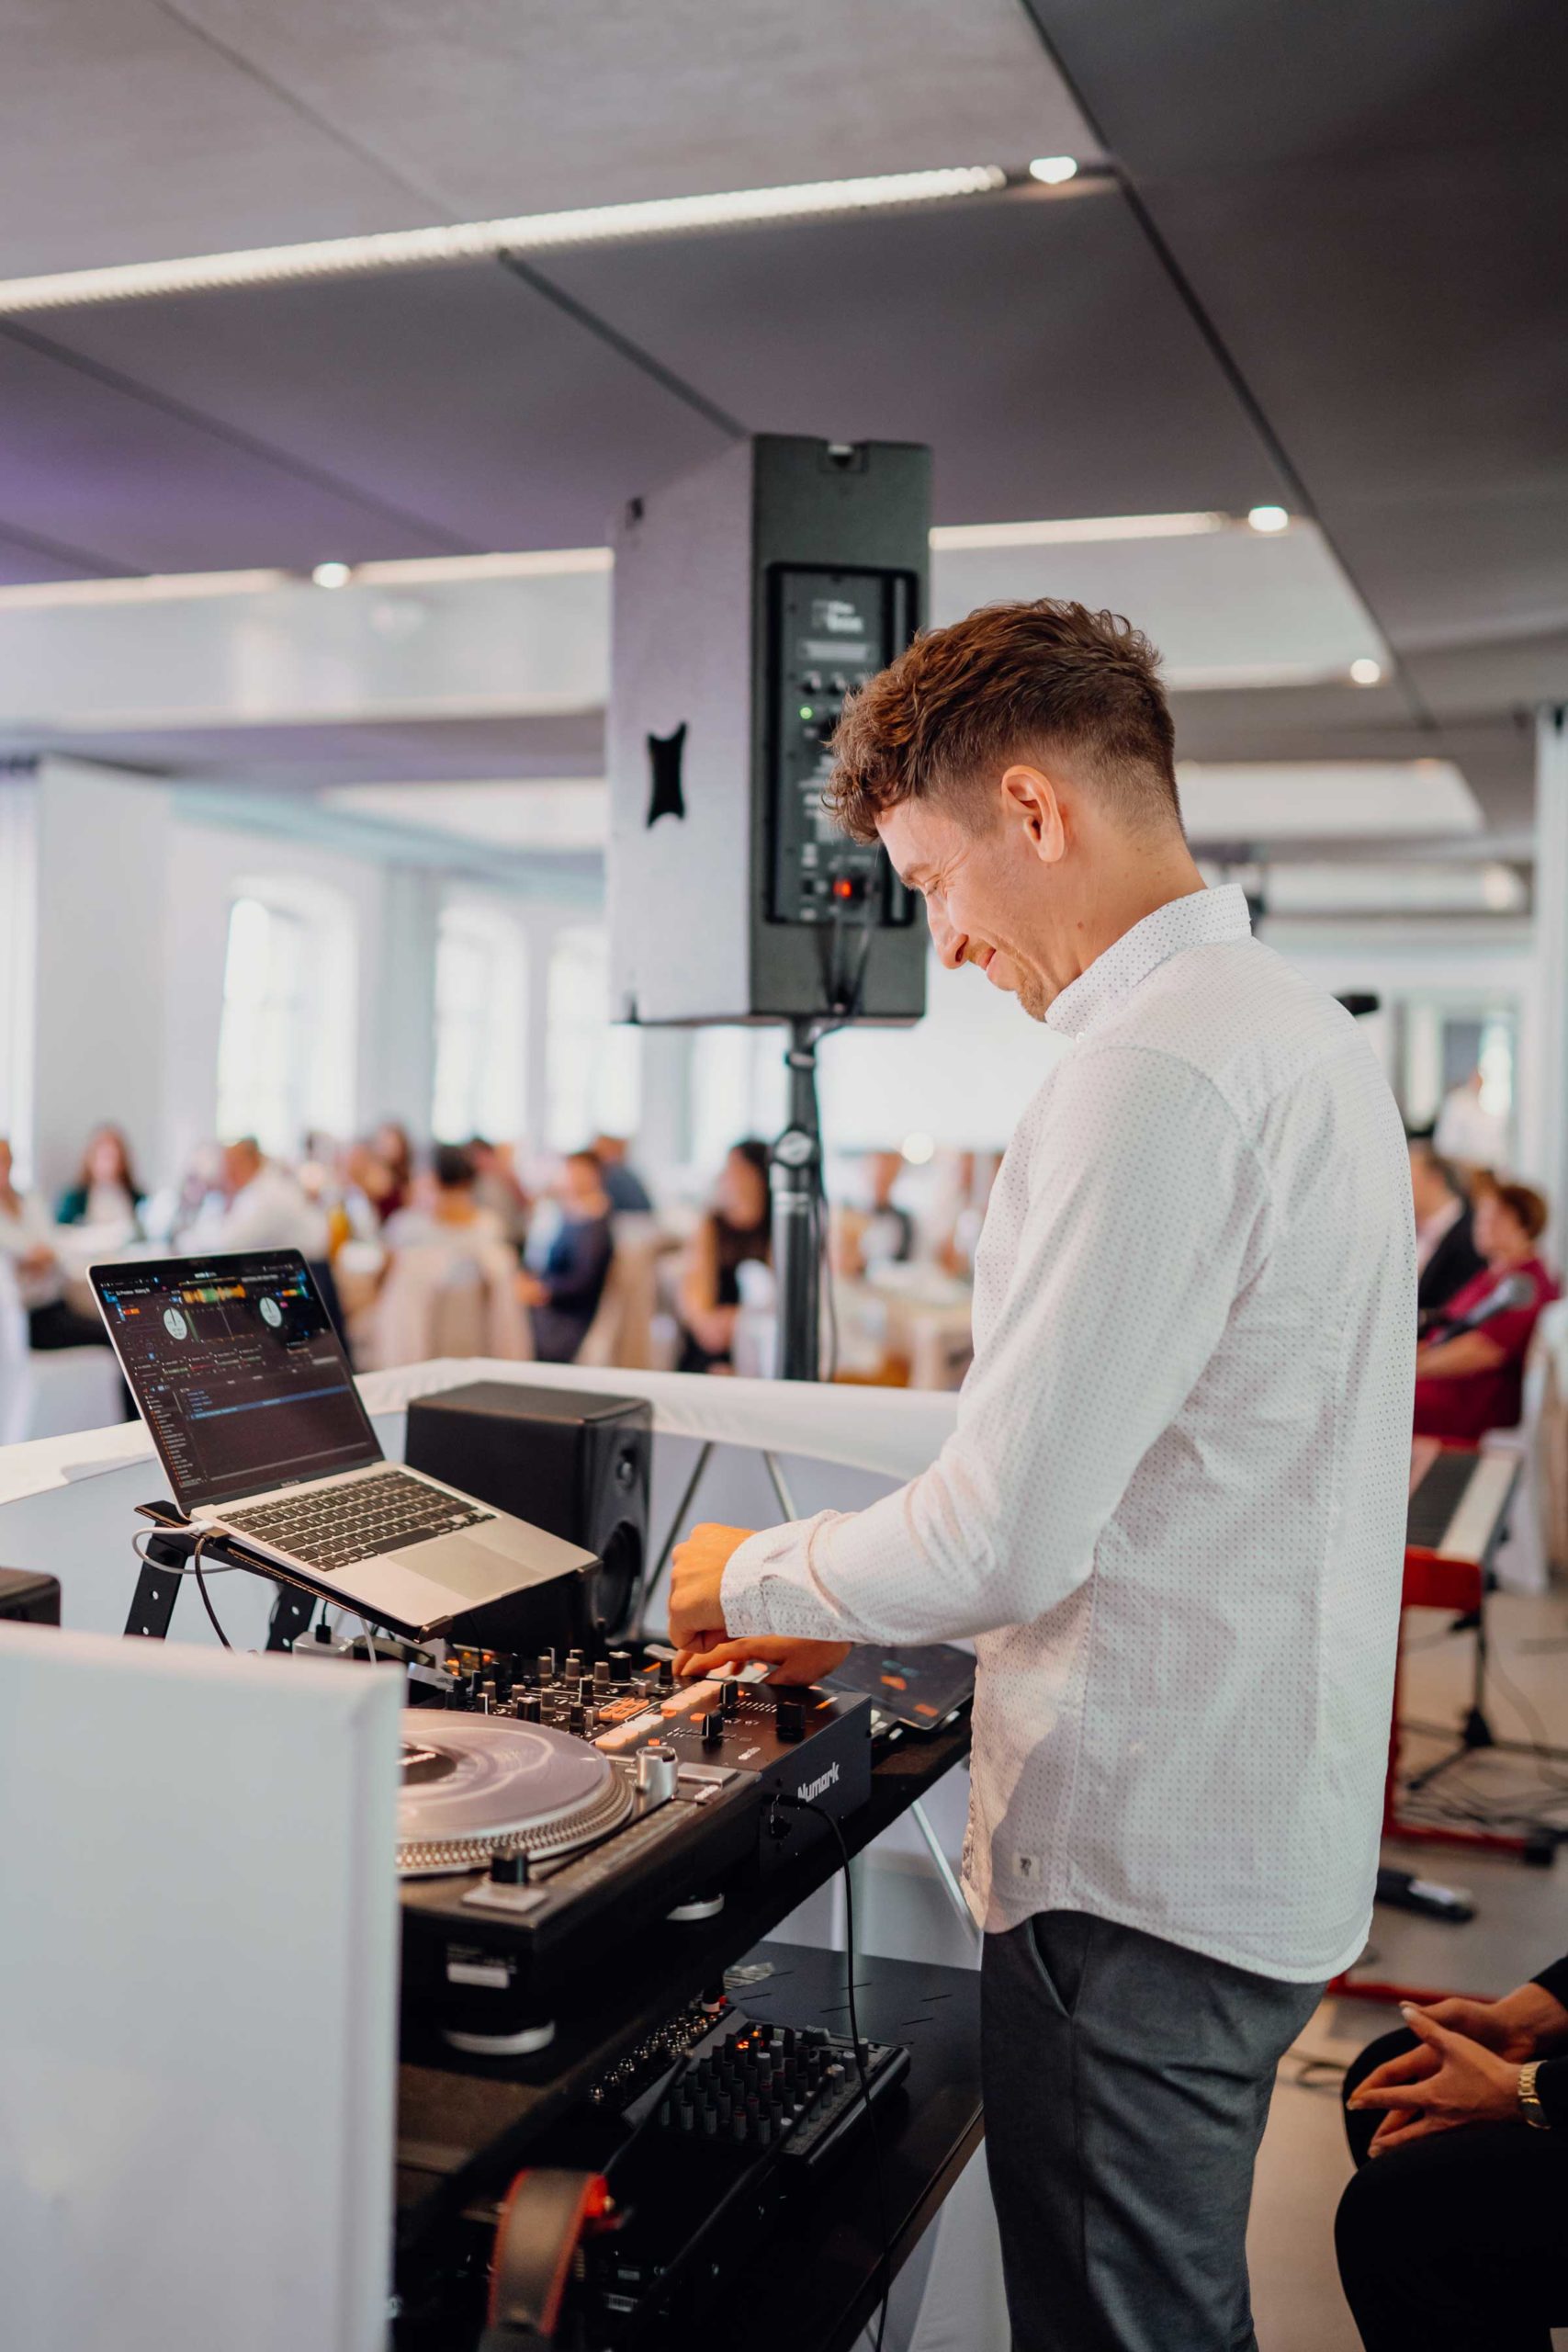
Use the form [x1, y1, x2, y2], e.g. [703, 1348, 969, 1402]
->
[818, 951, 1068, 1153]
[30, 759, 173, 1199]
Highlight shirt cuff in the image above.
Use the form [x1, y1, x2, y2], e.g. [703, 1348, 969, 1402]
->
[1532, 1956, 1568, 2011]
[721, 1513, 847, 1641]
[1536, 2055, 1568, 2130]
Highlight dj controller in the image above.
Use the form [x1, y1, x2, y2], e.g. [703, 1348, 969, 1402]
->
[391, 1640, 873, 2055]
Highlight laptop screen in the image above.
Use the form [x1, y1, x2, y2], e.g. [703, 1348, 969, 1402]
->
[91, 1251, 382, 1511]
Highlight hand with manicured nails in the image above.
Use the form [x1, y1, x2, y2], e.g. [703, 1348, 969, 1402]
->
[1348, 2003, 1529, 2154]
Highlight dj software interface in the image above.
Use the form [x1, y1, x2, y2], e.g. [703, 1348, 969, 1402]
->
[96, 1255, 377, 1506]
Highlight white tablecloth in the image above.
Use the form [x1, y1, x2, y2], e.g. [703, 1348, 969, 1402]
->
[0, 1355, 960, 1510]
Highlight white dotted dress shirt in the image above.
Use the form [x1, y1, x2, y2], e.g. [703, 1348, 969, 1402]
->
[724, 886, 1416, 1981]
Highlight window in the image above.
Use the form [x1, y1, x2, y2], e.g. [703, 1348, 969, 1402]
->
[213, 880, 356, 1155]
[432, 899, 526, 1142]
[546, 926, 641, 1149]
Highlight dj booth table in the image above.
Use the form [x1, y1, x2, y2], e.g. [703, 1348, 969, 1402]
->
[398, 1722, 978, 2348]
[0, 1357, 988, 2351]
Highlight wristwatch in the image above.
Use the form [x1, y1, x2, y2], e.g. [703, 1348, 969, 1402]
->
[1518, 2062, 1552, 2130]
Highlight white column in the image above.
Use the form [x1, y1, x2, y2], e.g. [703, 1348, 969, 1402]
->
[31, 758, 172, 1200]
[1531, 706, 1568, 1237]
[366, 866, 441, 1136]
[0, 771, 39, 1178]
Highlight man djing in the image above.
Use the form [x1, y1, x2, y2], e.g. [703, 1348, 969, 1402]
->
[670, 601, 1415, 2352]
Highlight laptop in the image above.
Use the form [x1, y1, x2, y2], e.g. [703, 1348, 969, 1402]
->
[91, 1250, 597, 1637]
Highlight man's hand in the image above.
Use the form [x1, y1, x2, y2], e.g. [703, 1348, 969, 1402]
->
[674, 1634, 853, 1686]
[668, 1522, 755, 1652]
[1348, 2003, 1526, 2154]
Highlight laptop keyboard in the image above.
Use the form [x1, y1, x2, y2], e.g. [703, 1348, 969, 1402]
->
[222, 1469, 496, 1572]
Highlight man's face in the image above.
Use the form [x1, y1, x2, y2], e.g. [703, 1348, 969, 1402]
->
[878, 794, 1055, 1023]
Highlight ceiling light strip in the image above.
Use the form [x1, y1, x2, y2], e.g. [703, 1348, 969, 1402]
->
[932, 512, 1229, 548]
[0, 166, 1010, 314]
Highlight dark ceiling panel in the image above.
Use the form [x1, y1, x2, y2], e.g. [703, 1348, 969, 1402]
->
[537, 187, 1294, 524]
[0, 711, 605, 786]
[0, 524, 122, 583]
[32, 262, 734, 560]
[1023, 1, 1568, 663]
[0, 322, 465, 573]
[0, 0, 430, 280]
[172, 0, 1094, 224]
[1021, 0, 1565, 177]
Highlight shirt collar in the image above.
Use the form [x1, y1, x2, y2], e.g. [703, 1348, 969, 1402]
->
[1044, 884, 1254, 1041]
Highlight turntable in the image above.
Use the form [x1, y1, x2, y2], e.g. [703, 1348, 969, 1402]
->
[398, 1714, 634, 1878]
[397, 1712, 759, 2056]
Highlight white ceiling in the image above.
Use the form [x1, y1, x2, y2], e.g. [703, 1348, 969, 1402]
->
[1179, 759, 1482, 843]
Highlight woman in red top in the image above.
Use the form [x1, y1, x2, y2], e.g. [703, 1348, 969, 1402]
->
[1414, 1176, 1559, 1442]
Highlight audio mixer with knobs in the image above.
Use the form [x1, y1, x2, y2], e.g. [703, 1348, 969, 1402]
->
[396, 1640, 873, 2055]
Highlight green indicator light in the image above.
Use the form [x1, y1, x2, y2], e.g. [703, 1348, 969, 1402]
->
[799, 705, 815, 720]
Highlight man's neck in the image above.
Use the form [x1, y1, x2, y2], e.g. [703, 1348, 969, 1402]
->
[1049, 841, 1209, 994]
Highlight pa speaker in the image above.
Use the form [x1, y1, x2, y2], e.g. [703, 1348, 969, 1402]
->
[405, 1381, 651, 1646]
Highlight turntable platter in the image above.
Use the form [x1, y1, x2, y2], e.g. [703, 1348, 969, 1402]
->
[397, 1711, 633, 1877]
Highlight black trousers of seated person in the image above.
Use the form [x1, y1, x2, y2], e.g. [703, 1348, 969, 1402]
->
[1337, 2027, 1568, 2351]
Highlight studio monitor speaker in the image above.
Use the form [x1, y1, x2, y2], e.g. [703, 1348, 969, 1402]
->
[405, 1381, 652, 1646]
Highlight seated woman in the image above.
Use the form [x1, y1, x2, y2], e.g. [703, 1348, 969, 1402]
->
[55, 1124, 144, 1234]
[517, 1150, 614, 1363]
[676, 1138, 771, 1374]
[0, 1135, 118, 1355]
[1413, 1177, 1559, 1442]
[1337, 1958, 1568, 2348]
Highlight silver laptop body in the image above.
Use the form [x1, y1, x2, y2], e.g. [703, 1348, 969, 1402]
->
[91, 1249, 593, 1636]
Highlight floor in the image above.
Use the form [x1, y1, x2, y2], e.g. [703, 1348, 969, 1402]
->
[1248, 1581, 1568, 2352]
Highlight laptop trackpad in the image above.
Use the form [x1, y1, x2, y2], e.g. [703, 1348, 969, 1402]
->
[400, 1534, 523, 1606]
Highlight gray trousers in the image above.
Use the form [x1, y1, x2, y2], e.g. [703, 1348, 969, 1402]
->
[981, 1910, 1322, 2352]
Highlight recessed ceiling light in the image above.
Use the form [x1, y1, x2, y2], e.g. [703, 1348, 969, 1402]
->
[0, 165, 1010, 313]
[311, 561, 352, 589]
[1247, 505, 1291, 534]
[901, 1132, 936, 1166]
[1028, 156, 1079, 186]
[1349, 658, 1382, 686]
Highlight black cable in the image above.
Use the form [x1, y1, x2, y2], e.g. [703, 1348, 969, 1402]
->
[188, 1528, 232, 1649]
[773, 1794, 892, 2352]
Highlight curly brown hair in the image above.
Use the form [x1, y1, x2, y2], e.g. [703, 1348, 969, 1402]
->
[827, 599, 1181, 845]
[1472, 1173, 1550, 1242]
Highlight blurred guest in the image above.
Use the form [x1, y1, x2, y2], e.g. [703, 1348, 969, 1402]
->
[1408, 1133, 1484, 1318]
[194, 1138, 329, 1259]
[1414, 1177, 1558, 1442]
[593, 1133, 654, 1216]
[385, 1145, 503, 1250]
[1337, 1957, 1568, 2348]
[677, 1138, 772, 1374]
[855, 1149, 915, 1271]
[517, 1150, 614, 1362]
[357, 1121, 414, 1224]
[1434, 1067, 1508, 1178]
[466, 1136, 530, 1245]
[55, 1124, 144, 1232]
[0, 1136, 114, 1351]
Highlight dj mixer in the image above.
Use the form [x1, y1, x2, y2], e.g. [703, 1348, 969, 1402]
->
[395, 1642, 873, 2056]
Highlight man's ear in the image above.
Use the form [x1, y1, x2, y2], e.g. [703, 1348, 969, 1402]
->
[999, 763, 1066, 866]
